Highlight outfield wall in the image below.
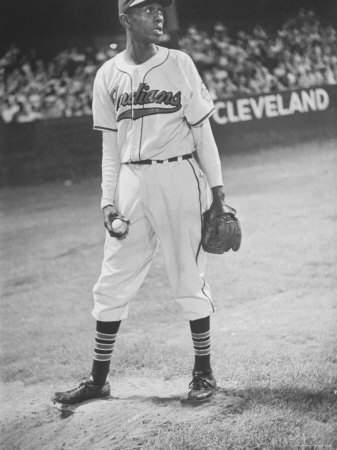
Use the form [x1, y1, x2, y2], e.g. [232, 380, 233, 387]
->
[1, 85, 336, 186]
[211, 84, 337, 154]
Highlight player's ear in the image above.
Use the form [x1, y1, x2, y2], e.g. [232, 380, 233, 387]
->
[119, 13, 130, 29]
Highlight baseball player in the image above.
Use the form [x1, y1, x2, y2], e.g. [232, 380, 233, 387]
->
[53, 0, 229, 404]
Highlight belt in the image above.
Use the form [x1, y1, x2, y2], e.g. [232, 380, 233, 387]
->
[128, 154, 193, 165]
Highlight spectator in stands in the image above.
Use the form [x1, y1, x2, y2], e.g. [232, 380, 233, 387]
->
[1, 96, 20, 123]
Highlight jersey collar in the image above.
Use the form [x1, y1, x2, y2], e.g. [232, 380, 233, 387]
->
[115, 46, 169, 73]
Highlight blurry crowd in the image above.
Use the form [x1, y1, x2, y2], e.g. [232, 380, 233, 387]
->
[180, 9, 337, 100]
[1, 9, 336, 123]
[0, 45, 118, 123]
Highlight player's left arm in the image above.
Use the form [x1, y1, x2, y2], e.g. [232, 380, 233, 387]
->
[181, 52, 226, 213]
[191, 120, 226, 215]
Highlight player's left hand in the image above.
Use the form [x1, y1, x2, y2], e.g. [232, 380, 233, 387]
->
[208, 185, 226, 217]
[202, 186, 242, 254]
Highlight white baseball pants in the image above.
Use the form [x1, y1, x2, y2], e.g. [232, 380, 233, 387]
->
[92, 157, 215, 321]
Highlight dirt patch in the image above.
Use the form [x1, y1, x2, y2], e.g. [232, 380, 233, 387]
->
[1, 378, 246, 450]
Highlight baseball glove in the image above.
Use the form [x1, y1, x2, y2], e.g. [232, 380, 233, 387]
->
[202, 204, 241, 254]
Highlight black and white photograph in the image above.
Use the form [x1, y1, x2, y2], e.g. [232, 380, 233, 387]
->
[1, 0, 336, 448]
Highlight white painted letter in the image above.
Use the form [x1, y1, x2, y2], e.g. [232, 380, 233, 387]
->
[289, 92, 303, 114]
[264, 95, 278, 117]
[237, 98, 253, 121]
[315, 88, 329, 110]
[213, 101, 228, 125]
[301, 89, 317, 112]
[276, 94, 291, 115]
[227, 101, 239, 123]
[250, 96, 265, 119]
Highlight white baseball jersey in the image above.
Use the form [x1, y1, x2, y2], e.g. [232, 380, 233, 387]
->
[91, 46, 223, 321]
[93, 46, 216, 162]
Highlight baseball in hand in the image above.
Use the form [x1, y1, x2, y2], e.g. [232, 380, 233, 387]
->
[111, 218, 128, 234]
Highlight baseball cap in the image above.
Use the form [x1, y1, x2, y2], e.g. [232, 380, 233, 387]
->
[119, 0, 173, 15]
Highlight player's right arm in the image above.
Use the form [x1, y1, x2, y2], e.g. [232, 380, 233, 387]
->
[92, 65, 122, 235]
[101, 131, 120, 210]
[101, 131, 122, 236]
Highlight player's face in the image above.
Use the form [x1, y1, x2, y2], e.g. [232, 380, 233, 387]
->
[126, 3, 165, 44]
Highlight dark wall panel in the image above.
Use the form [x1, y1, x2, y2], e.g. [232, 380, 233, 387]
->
[1, 86, 336, 186]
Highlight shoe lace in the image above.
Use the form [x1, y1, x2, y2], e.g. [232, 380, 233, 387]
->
[66, 379, 92, 395]
[189, 374, 211, 391]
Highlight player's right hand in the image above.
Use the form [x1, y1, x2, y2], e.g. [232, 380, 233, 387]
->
[102, 205, 129, 240]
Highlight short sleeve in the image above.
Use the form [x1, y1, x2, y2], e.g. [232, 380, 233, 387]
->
[92, 67, 117, 132]
[183, 55, 215, 127]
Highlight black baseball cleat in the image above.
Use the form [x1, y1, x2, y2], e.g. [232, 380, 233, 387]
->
[52, 378, 110, 405]
[188, 370, 217, 401]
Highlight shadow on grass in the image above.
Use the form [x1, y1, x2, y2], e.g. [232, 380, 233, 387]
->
[236, 385, 337, 421]
[145, 385, 337, 420]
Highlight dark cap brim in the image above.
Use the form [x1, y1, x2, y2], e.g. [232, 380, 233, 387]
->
[120, 0, 173, 15]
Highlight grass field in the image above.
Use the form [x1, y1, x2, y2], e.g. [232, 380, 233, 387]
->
[1, 138, 336, 450]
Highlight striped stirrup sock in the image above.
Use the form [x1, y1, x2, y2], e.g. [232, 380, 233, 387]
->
[190, 316, 211, 373]
[191, 330, 211, 357]
[91, 321, 120, 386]
[93, 331, 118, 362]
